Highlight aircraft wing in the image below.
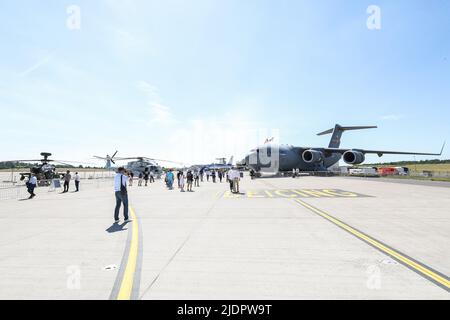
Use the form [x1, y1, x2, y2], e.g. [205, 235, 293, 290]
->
[322, 142, 445, 157]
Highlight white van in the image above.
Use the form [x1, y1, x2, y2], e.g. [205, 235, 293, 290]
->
[349, 167, 379, 177]
[395, 167, 409, 176]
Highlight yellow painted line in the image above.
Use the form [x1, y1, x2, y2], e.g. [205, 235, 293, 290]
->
[117, 206, 139, 300]
[294, 199, 450, 291]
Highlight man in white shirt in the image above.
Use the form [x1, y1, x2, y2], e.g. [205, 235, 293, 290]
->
[74, 172, 81, 192]
[231, 168, 240, 193]
[114, 167, 130, 223]
[226, 169, 234, 192]
[27, 173, 37, 199]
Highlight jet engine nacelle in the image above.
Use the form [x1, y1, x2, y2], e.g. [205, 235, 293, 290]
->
[343, 150, 366, 165]
[302, 150, 324, 163]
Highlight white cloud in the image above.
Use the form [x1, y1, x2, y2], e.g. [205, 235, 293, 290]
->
[137, 81, 159, 99]
[137, 81, 176, 125]
[18, 52, 55, 77]
[150, 102, 175, 124]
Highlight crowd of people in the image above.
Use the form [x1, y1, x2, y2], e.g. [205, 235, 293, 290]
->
[112, 166, 243, 222]
[161, 167, 242, 193]
[24, 165, 244, 223]
[26, 170, 81, 199]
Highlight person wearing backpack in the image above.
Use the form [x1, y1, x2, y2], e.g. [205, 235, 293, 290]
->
[114, 167, 130, 223]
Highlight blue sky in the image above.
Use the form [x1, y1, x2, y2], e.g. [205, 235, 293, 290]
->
[0, 0, 449, 165]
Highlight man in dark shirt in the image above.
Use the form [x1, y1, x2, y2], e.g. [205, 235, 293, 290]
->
[63, 170, 71, 193]
[186, 170, 194, 192]
[143, 169, 149, 186]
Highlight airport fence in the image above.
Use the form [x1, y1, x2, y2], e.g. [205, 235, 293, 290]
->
[0, 176, 115, 201]
[287, 170, 450, 179]
[409, 170, 450, 178]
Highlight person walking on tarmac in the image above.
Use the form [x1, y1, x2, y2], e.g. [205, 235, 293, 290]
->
[129, 171, 134, 186]
[143, 169, 149, 186]
[186, 170, 194, 192]
[166, 170, 175, 189]
[227, 169, 234, 192]
[27, 173, 37, 199]
[150, 171, 155, 183]
[138, 173, 143, 186]
[177, 170, 182, 188]
[230, 167, 240, 193]
[194, 171, 200, 187]
[114, 167, 131, 223]
[63, 170, 71, 193]
[179, 171, 185, 192]
[74, 172, 81, 192]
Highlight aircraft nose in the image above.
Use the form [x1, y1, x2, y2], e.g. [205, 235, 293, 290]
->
[244, 153, 256, 167]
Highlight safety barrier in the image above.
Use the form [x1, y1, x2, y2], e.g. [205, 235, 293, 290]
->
[0, 177, 114, 201]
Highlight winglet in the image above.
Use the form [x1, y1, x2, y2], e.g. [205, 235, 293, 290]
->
[440, 141, 446, 156]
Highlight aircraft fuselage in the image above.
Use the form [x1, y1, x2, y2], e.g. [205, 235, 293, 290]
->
[244, 144, 341, 173]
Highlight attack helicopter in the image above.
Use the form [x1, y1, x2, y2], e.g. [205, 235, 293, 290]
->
[7, 152, 88, 186]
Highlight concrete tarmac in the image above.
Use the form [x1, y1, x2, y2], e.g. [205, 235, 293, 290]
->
[0, 175, 449, 299]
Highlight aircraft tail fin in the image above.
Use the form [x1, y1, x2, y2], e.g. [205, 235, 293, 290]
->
[228, 156, 234, 165]
[318, 124, 377, 148]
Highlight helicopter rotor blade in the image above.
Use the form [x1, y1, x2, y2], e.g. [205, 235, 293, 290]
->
[112, 150, 118, 158]
[52, 161, 74, 167]
[53, 160, 98, 167]
[151, 158, 184, 165]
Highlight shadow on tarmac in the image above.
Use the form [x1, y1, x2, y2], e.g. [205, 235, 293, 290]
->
[106, 221, 130, 233]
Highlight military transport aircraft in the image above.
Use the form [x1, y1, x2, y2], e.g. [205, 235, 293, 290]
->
[243, 124, 445, 175]
[190, 156, 234, 172]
